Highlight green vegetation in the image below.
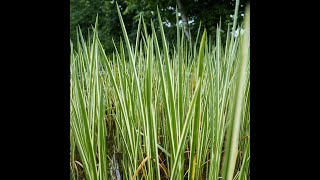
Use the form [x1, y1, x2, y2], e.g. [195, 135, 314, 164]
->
[70, 0, 248, 54]
[70, 2, 250, 180]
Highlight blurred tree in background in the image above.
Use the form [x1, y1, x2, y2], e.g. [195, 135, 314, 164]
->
[70, 0, 135, 53]
[70, 0, 248, 54]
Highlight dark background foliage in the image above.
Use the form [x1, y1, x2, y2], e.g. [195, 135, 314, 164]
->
[70, 0, 249, 54]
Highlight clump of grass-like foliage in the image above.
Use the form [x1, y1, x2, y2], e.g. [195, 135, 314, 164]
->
[70, 2, 250, 180]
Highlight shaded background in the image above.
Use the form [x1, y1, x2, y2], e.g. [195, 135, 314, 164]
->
[70, 0, 248, 54]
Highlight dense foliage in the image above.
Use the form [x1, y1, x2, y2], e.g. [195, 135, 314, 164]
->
[70, 0, 249, 54]
[70, 2, 250, 179]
